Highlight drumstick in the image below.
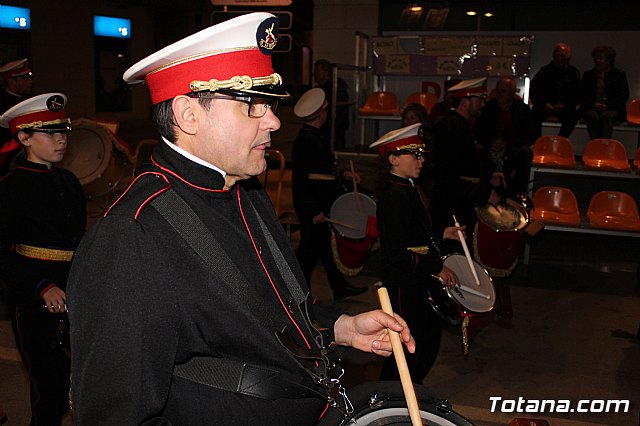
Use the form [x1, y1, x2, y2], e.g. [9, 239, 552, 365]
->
[377, 287, 422, 426]
[324, 217, 360, 231]
[349, 160, 362, 211]
[453, 215, 481, 287]
[432, 275, 490, 299]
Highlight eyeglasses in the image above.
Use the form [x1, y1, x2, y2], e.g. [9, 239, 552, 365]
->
[192, 93, 278, 118]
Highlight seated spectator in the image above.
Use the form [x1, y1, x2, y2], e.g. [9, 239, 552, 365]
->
[530, 43, 581, 138]
[402, 102, 428, 127]
[476, 76, 534, 195]
[580, 45, 629, 139]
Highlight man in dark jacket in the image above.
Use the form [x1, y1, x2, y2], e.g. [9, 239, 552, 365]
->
[67, 13, 414, 425]
[292, 88, 366, 300]
[530, 43, 582, 139]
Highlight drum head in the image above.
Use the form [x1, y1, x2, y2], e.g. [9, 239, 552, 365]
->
[476, 198, 528, 232]
[443, 254, 495, 314]
[330, 192, 377, 239]
[58, 119, 113, 186]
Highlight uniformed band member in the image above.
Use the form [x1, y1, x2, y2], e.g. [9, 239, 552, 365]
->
[0, 58, 34, 175]
[370, 123, 462, 384]
[429, 77, 503, 236]
[67, 13, 414, 425]
[0, 93, 86, 425]
[292, 87, 366, 300]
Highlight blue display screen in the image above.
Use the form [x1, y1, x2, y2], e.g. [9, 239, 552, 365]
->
[0, 5, 31, 30]
[94, 15, 131, 39]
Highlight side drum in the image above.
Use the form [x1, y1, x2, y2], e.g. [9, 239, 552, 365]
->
[473, 198, 529, 278]
[329, 192, 378, 276]
[57, 119, 132, 200]
[317, 381, 474, 426]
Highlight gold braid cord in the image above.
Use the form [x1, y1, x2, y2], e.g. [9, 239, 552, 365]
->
[190, 73, 282, 93]
[462, 316, 470, 356]
[16, 118, 71, 131]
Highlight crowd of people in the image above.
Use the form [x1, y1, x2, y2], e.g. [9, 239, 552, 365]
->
[0, 10, 636, 424]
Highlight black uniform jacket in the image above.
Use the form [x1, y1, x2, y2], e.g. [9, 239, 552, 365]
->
[377, 173, 444, 288]
[0, 159, 86, 306]
[67, 141, 342, 425]
[291, 124, 342, 219]
[430, 110, 493, 229]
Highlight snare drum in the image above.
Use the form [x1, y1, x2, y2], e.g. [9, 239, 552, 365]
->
[329, 192, 378, 276]
[316, 381, 474, 426]
[57, 119, 132, 200]
[473, 198, 529, 277]
[428, 254, 495, 325]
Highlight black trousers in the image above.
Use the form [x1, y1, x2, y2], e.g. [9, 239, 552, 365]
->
[296, 219, 347, 293]
[379, 285, 442, 384]
[12, 306, 70, 426]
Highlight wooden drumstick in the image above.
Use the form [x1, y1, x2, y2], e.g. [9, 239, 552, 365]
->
[324, 217, 360, 231]
[349, 160, 362, 211]
[377, 287, 422, 426]
[432, 275, 490, 299]
[453, 215, 481, 287]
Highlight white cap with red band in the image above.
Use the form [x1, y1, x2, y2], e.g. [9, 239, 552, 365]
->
[0, 58, 32, 78]
[0, 93, 70, 136]
[369, 123, 425, 157]
[447, 77, 488, 99]
[123, 12, 290, 104]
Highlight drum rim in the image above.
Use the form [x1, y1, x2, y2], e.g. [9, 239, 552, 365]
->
[329, 192, 377, 239]
[442, 253, 495, 314]
[59, 120, 114, 185]
[343, 396, 474, 426]
[476, 198, 529, 232]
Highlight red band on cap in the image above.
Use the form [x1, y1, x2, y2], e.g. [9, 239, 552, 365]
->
[378, 135, 424, 156]
[145, 49, 274, 104]
[10, 110, 68, 135]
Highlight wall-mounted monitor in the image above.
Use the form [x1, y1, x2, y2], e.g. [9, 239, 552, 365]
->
[0, 5, 31, 30]
[94, 16, 131, 39]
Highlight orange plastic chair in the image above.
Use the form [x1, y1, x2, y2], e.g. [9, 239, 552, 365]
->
[627, 99, 640, 126]
[531, 186, 581, 227]
[358, 91, 399, 116]
[582, 139, 630, 171]
[403, 92, 439, 114]
[633, 147, 640, 169]
[532, 135, 576, 168]
[587, 191, 640, 231]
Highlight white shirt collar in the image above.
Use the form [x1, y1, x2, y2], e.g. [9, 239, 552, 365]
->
[162, 137, 226, 177]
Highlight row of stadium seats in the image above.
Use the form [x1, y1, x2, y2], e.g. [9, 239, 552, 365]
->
[531, 187, 640, 231]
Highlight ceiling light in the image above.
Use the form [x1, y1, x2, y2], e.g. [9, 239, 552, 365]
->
[466, 10, 478, 16]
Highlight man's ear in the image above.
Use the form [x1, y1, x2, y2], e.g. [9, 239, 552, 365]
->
[387, 154, 399, 168]
[172, 95, 199, 135]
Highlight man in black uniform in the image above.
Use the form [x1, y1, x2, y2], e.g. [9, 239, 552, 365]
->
[0, 93, 86, 425]
[313, 59, 350, 150]
[67, 13, 414, 425]
[430, 77, 502, 235]
[292, 87, 366, 300]
[370, 123, 461, 384]
[0, 59, 34, 175]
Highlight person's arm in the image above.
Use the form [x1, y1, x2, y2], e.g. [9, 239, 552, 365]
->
[68, 217, 177, 425]
[333, 311, 415, 356]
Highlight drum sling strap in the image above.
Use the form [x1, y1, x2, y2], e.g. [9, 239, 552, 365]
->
[150, 189, 335, 403]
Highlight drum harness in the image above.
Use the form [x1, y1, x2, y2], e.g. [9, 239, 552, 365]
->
[151, 188, 354, 416]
